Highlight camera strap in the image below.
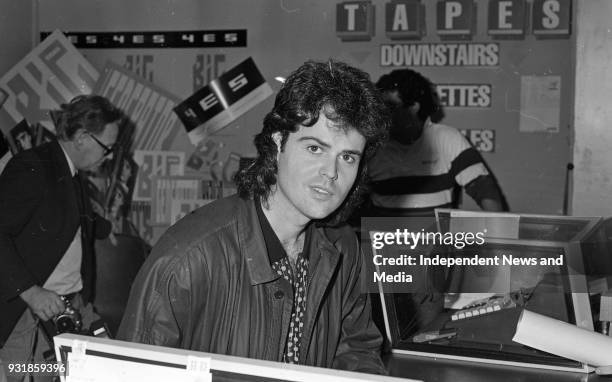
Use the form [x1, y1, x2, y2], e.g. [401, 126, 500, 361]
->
[38, 319, 58, 357]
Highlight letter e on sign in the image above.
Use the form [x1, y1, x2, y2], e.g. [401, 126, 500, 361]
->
[532, 0, 571, 36]
[488, 0, 526, 36]
[200, 93, 218, 111]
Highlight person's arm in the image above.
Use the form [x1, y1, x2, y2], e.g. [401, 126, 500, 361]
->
[0, 154, 65, 318]
[117, 234, 202, 347]
[465, 174, 505, 212]
[332, 236, 387, 375]
[0, 154, 44, 300]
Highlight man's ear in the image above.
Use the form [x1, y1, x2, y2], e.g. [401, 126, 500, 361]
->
[73, 129, 88, 149]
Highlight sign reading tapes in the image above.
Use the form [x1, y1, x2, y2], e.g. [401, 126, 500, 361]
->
[174, 57, 273, 146]
[94, 61, 183, 151]
[0, 30, 98, 136]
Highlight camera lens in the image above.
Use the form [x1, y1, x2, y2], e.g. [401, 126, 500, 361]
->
[55, 315, 76, 333]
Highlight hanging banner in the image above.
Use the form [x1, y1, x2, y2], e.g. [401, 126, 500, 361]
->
[174, 57, 273, 146]
[41, 29, 247, 49]
[0, 30, 98, 136]
[94, 61, 184, 150]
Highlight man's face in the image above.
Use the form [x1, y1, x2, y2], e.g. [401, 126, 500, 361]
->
[272, 112, 366, 224]
[384, 90, 423, 145]
[78, 122, 119, 172]
[16, 131, 33, 150]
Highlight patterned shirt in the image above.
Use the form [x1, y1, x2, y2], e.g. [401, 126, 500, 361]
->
[271, 255, 308, 363]
[255, 201, 311, 364]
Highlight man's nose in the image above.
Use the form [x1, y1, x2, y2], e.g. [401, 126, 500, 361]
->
[319, 157, 338, 181]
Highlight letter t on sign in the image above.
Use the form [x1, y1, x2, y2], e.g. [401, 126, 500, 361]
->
[336, 1, 375, 41]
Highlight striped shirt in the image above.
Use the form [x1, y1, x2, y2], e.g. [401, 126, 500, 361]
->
[368, 120, 489, 210]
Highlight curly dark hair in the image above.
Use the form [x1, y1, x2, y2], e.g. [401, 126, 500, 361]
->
[234, 59, 389, 225]
[54, 94, 123, 141]
[376, 69, 444, 123]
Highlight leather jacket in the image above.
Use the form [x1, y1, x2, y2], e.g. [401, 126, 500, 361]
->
[118, 195, 386, 374]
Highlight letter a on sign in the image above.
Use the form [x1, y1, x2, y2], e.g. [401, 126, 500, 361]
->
[385, 0, 422, 39]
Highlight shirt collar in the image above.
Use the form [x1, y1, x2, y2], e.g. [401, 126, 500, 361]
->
[255, 199, 312, 264]
[59, 142, 77, 176]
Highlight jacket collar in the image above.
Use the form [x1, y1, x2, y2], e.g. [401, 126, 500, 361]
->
[237, 197, 341, 285]
[45, 139, 75, 183]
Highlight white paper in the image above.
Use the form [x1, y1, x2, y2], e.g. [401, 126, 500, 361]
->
[513, 309, 612, 366]
[519, 75, 561, 133]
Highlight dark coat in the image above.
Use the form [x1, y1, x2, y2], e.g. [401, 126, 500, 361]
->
[117, 195, 386, 374]
[0, 140, 96, 346]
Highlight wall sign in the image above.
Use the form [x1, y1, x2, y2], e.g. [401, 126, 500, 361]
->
[385, 0, 423, 40]
[460, 128, 496, 152]
[40, 30, 247, 48]
[94, 62, 183, 151]
[0, 30, 98, 136]
[336, 0, 571, 41]
[336, 1, 375, 41]
[437, 84, 492, 107]
[532, 0, 571, 36]
[174, 57, 272, 146]
[437, 0, 475, 37]
[488, 0, 527, 36]
[380, 42, 499, 66]
[132, 150, 185, 202]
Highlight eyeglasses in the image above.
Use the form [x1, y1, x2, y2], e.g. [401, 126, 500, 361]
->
[87, 133, 114, 157]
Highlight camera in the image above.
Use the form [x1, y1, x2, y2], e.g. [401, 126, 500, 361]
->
[52, 296, 82, 334]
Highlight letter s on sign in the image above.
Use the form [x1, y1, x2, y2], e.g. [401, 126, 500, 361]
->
[229, 73, 248, 92]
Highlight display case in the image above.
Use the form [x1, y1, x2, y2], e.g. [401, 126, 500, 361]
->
[53, 334, 414, 382]
[366, 210, 609, 373]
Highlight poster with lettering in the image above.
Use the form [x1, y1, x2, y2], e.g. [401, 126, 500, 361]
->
[0, 30, 98, 136]
[150, 176, 201, 225]
[173, 57, 273, 146]
[132, 150, 185, 202]
[93, 61, 184, 151]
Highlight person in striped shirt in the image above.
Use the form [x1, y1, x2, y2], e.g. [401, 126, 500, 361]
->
[368, 69, 505, 216]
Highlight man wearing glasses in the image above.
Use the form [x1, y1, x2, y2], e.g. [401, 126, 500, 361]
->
[0, 95, 122, 381]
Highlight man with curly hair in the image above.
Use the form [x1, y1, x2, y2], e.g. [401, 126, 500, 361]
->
[118, 60, 389, 374]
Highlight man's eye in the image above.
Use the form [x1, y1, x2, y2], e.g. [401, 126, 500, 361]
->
[307, 145, 321, 153]
[341, 154, 356, 164]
